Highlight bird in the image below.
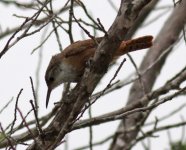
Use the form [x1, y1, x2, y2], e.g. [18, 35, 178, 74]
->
[45, 35, 153, 108]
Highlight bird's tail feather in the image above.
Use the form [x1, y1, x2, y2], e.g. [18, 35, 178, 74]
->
[115, 35, 153, 57]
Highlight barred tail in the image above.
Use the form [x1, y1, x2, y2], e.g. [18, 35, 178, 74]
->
[115, 35, 153, 57]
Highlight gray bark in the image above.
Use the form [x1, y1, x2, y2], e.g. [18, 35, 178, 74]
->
[110, 1, 186, 149]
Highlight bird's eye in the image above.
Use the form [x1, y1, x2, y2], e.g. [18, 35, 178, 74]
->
[49, 77, 54, 82]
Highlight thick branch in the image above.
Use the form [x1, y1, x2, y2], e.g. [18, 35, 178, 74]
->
[27, 0, 152, 149]
[110, 1, 186, 149]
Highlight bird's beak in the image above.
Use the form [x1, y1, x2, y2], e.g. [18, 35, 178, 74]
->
[46, 87, 52, 108]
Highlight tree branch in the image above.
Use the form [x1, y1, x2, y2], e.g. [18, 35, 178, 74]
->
[110, 1, 186, 149]
[27, 0, 152, 149]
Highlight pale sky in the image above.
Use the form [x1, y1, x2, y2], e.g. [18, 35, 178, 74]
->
[0, 0, 186, 150]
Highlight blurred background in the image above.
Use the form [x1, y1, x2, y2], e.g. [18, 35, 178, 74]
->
[0, 0, 186, 150]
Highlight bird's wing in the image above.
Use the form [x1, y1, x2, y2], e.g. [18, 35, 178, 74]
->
[63, 37, 103, 58]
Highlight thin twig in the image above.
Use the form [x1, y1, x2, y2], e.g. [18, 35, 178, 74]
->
[68, 0, 74, 43]
[17, 107, 44, 150]
[88, 101, 93, 150]
[30, 77, 37, 112]
[10, 89, 23, 135]
[0, 97, 13, 114]
[0, 123, 15, 150]
[72, 12, 98, 45]
[29, 100, 44, 139]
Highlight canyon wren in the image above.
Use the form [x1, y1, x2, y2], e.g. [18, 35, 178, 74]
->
[45, 35, 153, 107]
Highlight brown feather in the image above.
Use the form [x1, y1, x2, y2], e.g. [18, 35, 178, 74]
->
[60, 35, 153, 72]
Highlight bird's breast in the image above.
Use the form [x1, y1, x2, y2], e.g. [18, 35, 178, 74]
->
[58, 61, 82, 83]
